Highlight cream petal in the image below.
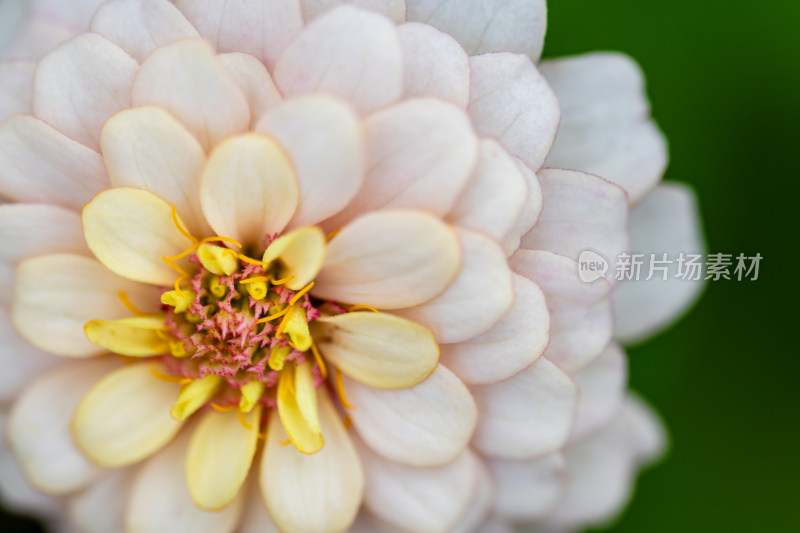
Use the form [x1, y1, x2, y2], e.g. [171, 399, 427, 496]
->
[613, 182, 706, 343]
[238, 477, 281, 533]
[90, 0, 199, 63]
[255, 95, 364, 229]
[344, 365, 476, 466]
[72, 363, 185, 467]
[200, 134, 299, 246]
[262, 392, 364, 533]
[187, 407, 261, 511]
[540, 53, 668, 204]
[570, 343, 628, 442]
[273, 5, 403, 114]
[0, 203, 89, 306]
[397, 22, 470, 107]
[126, 430, 244, 533]
[0, 60, 34, 120]
[360, 443, 479, 533]
[406, 0, 547, 60]
[68, 468, 136, 533]
[174, 0, 303, 70]
[101, 106, 210, 236]
[84, 315, 169, 357]
[490, 453, 568, 521]
[467, 52, 559, 171]
[13, 254, 159, 357]
[471, 357, 577, 460]
[440, 274, 549, 385]
[7, 360, 117, 494]
[314, 210, 460, 309]
[0, 308, 58, 401]
[325, 98, 477, 229]
[33, 33, 137, 150]
[83, 187, 195, 286]
[501, 160, 543, 256]
[394, 228, 513, 344]
[131, 39, 249, 150]
[0, 115, 108, 210]
[447, 139, 528, 242]
[313, 311, 439, 389]
[218, 53, 282, 128]
[520, 168, 630, 279]
[300, 0, 406, 23]
[511, 250, 612, 372]
[451, 460, 494, 533]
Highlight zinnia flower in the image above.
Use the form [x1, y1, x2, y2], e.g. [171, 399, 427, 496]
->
[0, 1, 705, 532]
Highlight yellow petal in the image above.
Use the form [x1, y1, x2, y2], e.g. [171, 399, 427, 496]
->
[72, 364, 184, 467]
[186, 406, 262, 511]
[261, 226, 325, 291]
[171, 375, 223, 421]
[239, 381, 265, 413]
[82, 187, 193, 286]
[313, 312, 439, 389]
[283, 305, 312, 352]
[197, 243, 239, 276]
[277, 362, 323, 454]
[84, 315, 168, 357]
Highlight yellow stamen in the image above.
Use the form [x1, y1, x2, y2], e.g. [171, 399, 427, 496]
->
[269, 274, 295, 286]
[256, 305, 290, 325]
[275, 305, 295, 337]
[236, 408, 254, 431]
[343, 415, 353, 430]
[335, 368, 354, 410]
[171, 205, 198, 244]
[325, 229, 341, 242]
[150, 367, 187, 384]
[347, 304, 381, 313]
[289, 281, 315, 306]
[239, 276, 269, 284]
[237, 253, 268, 267]
[211, 402, 235, 412]
[117, 291, 147, 317]
[201, 235, 242, 249]
[310, 341, 328, 380]
[281, 439, 292, 446]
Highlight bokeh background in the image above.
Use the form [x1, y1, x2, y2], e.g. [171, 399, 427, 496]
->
[2, 0, 798, 531]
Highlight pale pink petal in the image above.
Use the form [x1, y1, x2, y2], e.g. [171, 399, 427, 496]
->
[447, 139, 528, 242]
[468, 52, 559, 171]
[406, 0, 547, 61]
[540, 52, 668, 204]
[0, 115, 109, 210]
[344, 365, 477, 467]
[175, 0, 303, 70]
[501, 160, 543, 256]
[313, 210, 460, 309]
[451, 460, 493, 533]
[200, 134, 298, 246]
[490, 453, 568, 521]
[126, 431, 244, 533]
[238, 478, 281, 533]
[33, 33, 137, 150]
[12, 254, 159, 357]
[397, 22, 470, 107]
[622, 393, 668, 465]
[90, 0, 199, 63]
[570, 343, 627, 442]
[68, 468, 136, 533]
[218, 53, 282, 128]
[32, 0, 109, 30]
[521, 168, 630, 278]
[100, 106, 210, 237]
[440, 274, 549, 385]
[0, 308, 59, 401]
[7, 360, 118, 494]
[255, 95, 364, 228]
[511, 250, 612, 372]
[472, 357, 577, 460]
[131, 39, 249, 150]
[300, 0, 406, 23]
[1, 12, 76, 61]
[0, 61, 34, 120]
[273, 5, 403, 114]
[394, 228, 513, 343]
[325, 98, 477, 229]
[0, 203, 89, 306]
[613, 182, 706, 343]
[261, 392, 363, 533]
[360, 443, 480, 533]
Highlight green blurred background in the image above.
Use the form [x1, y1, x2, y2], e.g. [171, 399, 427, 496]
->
[543, 0, 800, 531]
[2, 0, 798, 531]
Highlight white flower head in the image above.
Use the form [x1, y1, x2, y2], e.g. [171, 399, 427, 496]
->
[0, 1, 704, 532]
